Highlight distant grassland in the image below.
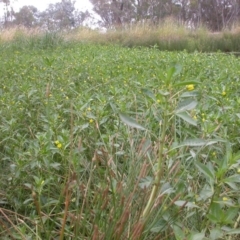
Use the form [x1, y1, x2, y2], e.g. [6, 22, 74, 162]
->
[1, 20, 240, 52]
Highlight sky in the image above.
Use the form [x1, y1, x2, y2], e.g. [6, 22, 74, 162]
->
[0, 0, 94, 17]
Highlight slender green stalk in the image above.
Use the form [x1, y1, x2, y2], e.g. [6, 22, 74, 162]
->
[141, 113, 168, 220]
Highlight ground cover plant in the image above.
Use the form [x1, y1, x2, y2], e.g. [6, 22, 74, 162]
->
[0, 37, 240, 239]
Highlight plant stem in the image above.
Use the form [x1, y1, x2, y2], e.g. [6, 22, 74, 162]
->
[59, 186, 71, 240]
[228, 213, 240, 240]
[141, 113, 168, 220]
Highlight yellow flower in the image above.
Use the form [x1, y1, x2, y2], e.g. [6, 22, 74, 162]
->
[237, 168, 240, 173]
[57, 143, 62, 149]
[222, 91, 226, 96]
[186, 84, 194, 91]
[89, 119, 94, 123]
[193, 115, 197, 120]
[54, 140, 62, 149]
[87, 107, 91, 111]
[222, 197, 228, 201]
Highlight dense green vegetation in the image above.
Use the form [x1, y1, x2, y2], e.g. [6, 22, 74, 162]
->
[0, 35, 240, 239]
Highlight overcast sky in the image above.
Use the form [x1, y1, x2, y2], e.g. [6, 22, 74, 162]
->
[0, 0, 93, 17]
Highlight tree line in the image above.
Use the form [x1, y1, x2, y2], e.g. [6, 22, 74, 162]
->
[1, 0, 240, 31]
[90, 0, 240, 31]
[0, 0, 91, 30]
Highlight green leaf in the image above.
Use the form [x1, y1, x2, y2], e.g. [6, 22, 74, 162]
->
[225, 207, 238, 222]
[180, 138, 206, 147]
[150, 219, 168, 233]
[199, 184, 214, 200]
[50, 162, 61, 170]
[80, 123, 89, 131]
[158, 89, 170, 96]
[209, 202, 222, 222]
[141, 88, 156, 101]
[43, 56, 55, 66]
[230, 151, 240, 165]
[225, 181, 238, 190]
[175, 138, 219, 148]
[195, 161, 214, 181]
[173, 225, 185, 240]
[115, 150, 125, 156]
[174, 200, 199, 208]
[223, 174, 240, 183]
[110, 102, 118, 113]
[160, 182, 174, 195]
[180, 91, 199, 98]
[166, 64, 182, 84]
[205, 140, 219, 146]
[119, 113, 146, 130]
[24, 183, 33, 189]
[176, 99, 198, 113]
[209, 228, 223, 240]
[173, 64, 182, 76]
[189, 232, 205, 240]
[139, 176, 153, 189]
[213, 200, 234, 207]
[176, 112, 197, 126]
[207, 213, 219, 223]
[226, 229, 240, 235]
[27, 89, 37, 98]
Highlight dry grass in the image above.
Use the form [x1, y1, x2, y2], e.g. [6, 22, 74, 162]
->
[65, 19, 210, 49]
[0, 26, 43, 42]
[67, 18, 192, 44]
[1, 21, 240, 52]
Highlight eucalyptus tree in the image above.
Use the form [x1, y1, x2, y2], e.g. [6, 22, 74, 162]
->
[39, 0, 76, 31]
[89, 0, 176, 28]
[199, 0, 239, 31]
[89, 0, 240, 30]
[13, 5, 39, 28]
[0, 0, 14, 27]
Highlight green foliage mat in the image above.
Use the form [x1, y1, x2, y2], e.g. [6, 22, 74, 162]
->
[0, 42, 240, 239]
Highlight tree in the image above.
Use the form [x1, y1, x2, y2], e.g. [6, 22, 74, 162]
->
[89, 0, 172, 28]
[198, 0, 239, 31]
[0, 0, 14, 27]
[39, 0, 76, 31]
[73, 9, 91, 27]
[89, 0, 188, 28]
[89, 0, 124, 28]
[90, 0, 240, 30]
[13, 5, 39, 28]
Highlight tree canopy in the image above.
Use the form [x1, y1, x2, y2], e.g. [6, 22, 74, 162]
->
[1, 0, 240, 31]
[90, 0, 240, 31]
[0, 0, 90, 30]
